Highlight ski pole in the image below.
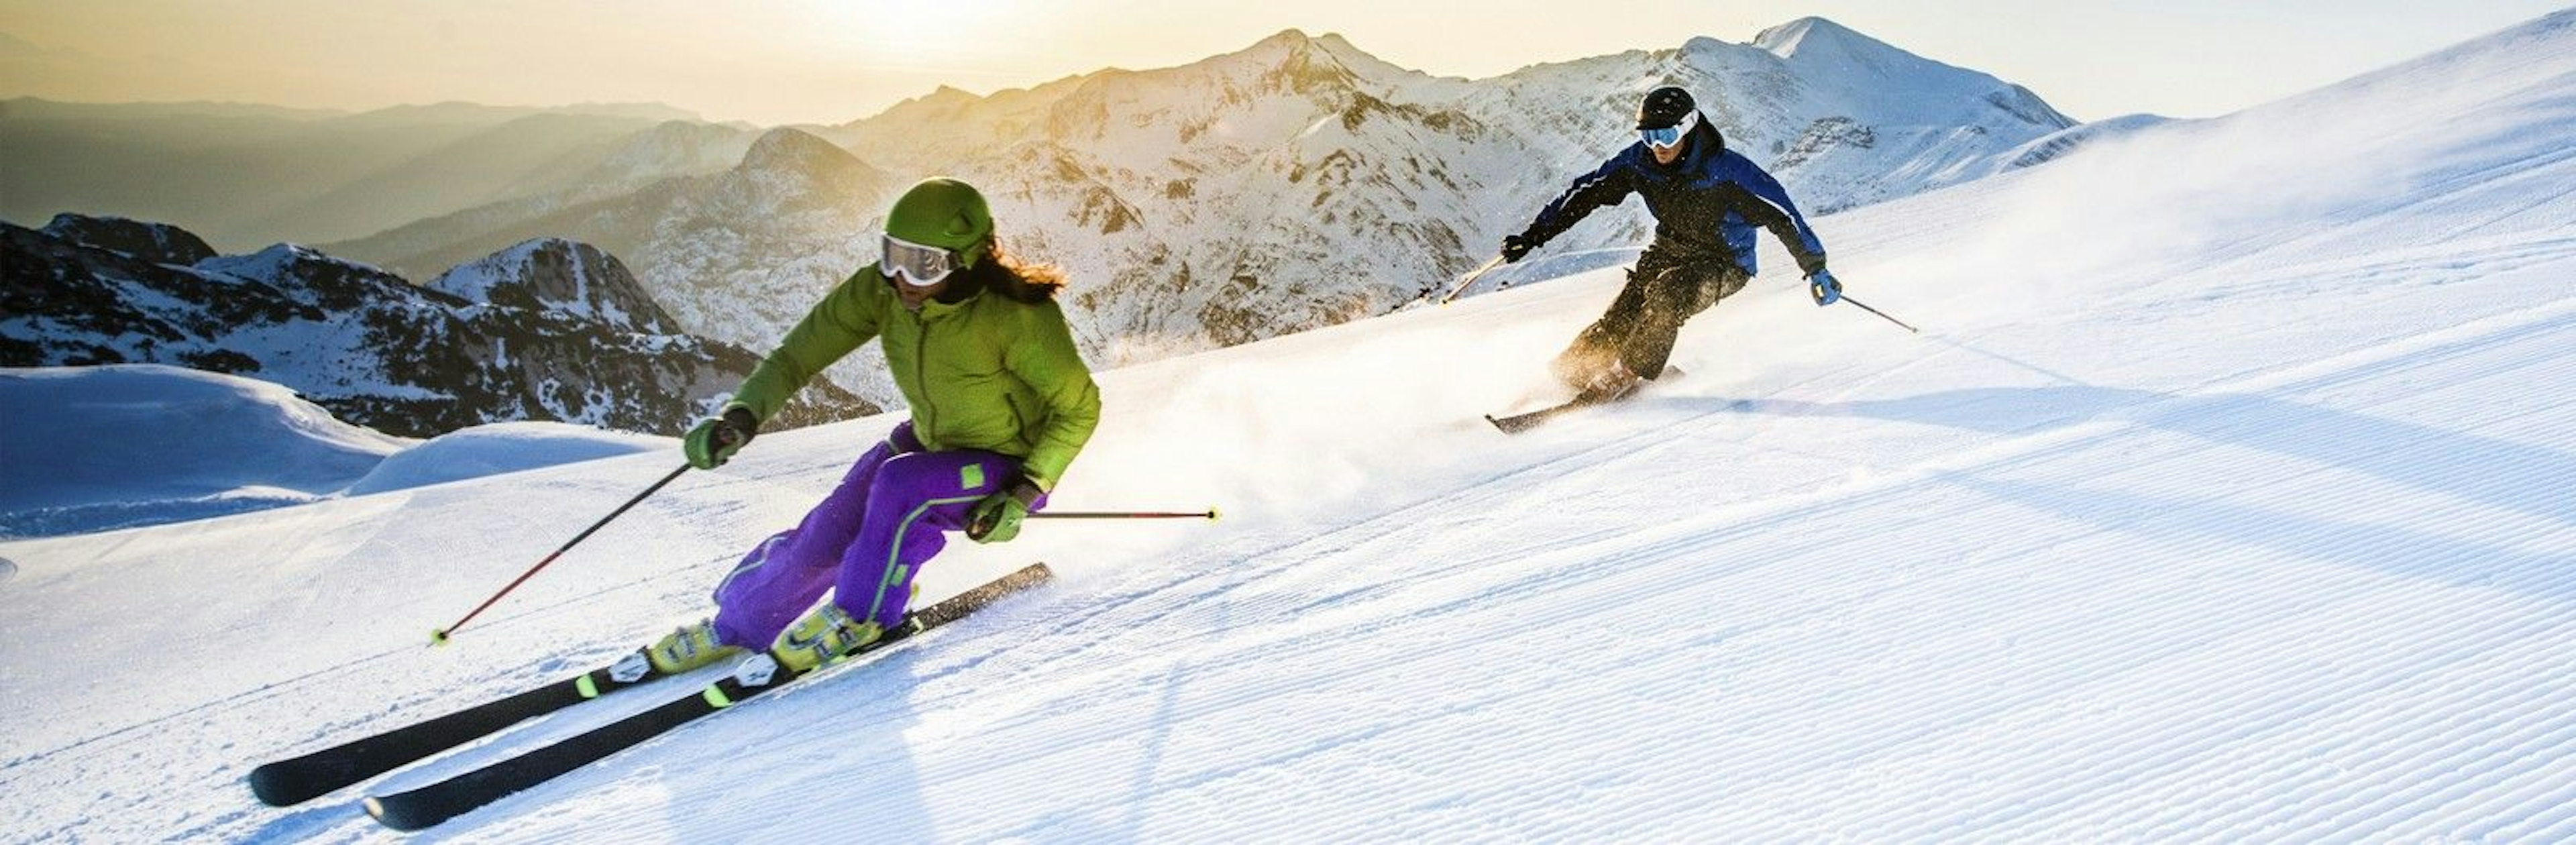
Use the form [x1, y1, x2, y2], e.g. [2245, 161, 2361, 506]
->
[1435, 255, 1507, 304]
[1030, 509, 1223, 521]
[430, 463, 691, 646]
[1839, 294, 1919, 334]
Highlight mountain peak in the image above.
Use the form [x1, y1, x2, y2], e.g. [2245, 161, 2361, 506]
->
[1256, 28, 1317, 49]
[195, 241, 382, 283]
[1751, 16, 1890, 61]
[427, 237, 678, 333]
[739, 126, 856, 171]
[40, 213, 216, 266]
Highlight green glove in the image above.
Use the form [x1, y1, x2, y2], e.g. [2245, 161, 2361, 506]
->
[966, 478, 1043, 544]
[683, 406, 759, 469]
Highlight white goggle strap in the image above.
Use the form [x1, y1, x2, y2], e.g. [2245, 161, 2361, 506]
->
[881, 235, 955, 286]
[1644, 110, 1698, 148]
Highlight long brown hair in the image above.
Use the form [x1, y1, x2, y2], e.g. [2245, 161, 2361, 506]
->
[963, 235, 1065, 304]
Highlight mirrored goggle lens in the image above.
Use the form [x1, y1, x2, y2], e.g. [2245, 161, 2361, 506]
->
[881, 235, 955, 286]
[1640, 111, 1697, 150]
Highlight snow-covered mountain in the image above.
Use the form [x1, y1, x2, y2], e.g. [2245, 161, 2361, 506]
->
[5, 9, 2572, 842]
[0, 215, 874, 437]
[427, 237, 686, 335]
[331, 127, 909, 403]
[334, 18, 2075, 411]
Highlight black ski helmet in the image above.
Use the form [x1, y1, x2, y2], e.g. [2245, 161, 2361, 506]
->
[1637, 85, 1697, 129]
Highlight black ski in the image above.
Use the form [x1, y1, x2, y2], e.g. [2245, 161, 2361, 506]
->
[248, 649, 668, 806]
[362, 563, 1054, 831]
[1485, 366, 1681, 434]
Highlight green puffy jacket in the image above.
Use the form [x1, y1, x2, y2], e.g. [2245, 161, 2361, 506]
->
[730, 266, 1101, 490]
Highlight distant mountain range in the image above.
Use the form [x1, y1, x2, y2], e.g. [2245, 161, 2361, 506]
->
[0, 98, 758, 249]
[320, 18, 2099, 410]
[0, 214, 871, 437]
[10, 16, 2127, 422]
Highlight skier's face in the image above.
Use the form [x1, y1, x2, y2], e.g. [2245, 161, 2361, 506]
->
[894, 274, 951, 310]
[1651, 141, 1684, 166]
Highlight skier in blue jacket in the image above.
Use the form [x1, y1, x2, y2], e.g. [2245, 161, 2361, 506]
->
[1503, 85, 1841, 394]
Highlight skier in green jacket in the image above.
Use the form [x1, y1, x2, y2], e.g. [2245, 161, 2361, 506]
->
[647, 178, 1101, 675]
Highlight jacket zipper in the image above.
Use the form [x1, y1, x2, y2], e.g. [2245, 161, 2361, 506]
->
[914, 317, 935, 441]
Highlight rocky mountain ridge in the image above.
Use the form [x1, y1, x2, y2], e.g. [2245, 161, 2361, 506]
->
[1, 214, 871, 437]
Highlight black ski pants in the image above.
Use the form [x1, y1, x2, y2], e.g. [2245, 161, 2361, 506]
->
[1555, 246, 1748, 384]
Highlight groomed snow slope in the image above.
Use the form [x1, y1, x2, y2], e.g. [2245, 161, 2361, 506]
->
[4, 11, 2574, 843]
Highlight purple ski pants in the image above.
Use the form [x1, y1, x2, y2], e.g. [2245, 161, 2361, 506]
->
[707, 422, 1041, 649]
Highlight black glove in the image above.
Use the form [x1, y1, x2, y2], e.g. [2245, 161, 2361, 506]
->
[1500, 234, 1537, 264]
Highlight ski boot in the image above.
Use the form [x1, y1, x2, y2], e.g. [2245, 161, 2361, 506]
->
[1568, 357, 1643, 401]
[1548, 337, 1640, 398]
[645, 620, 744, 674]
[767, 604, 883, 673]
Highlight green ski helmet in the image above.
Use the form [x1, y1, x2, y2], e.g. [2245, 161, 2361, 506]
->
[883, 177, 994, 271]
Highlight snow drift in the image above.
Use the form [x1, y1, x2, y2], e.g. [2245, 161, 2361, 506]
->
[0, 365, 666, 537]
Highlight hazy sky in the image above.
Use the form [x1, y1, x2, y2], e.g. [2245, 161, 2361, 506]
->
[2, 1, 2565, 125]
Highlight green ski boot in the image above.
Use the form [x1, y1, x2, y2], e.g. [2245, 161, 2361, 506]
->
[768, 604, 882, 673]
[646, 620, 743, 674]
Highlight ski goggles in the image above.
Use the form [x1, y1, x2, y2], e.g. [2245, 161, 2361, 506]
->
[1640, 110, 1698, 150]
[880, 233, 958, 287]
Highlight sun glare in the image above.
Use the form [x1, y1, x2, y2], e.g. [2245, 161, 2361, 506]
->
[819, 0, 1017, 68]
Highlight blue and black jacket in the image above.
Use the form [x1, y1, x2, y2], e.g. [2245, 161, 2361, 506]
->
[1519, 118, 1828, 278]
